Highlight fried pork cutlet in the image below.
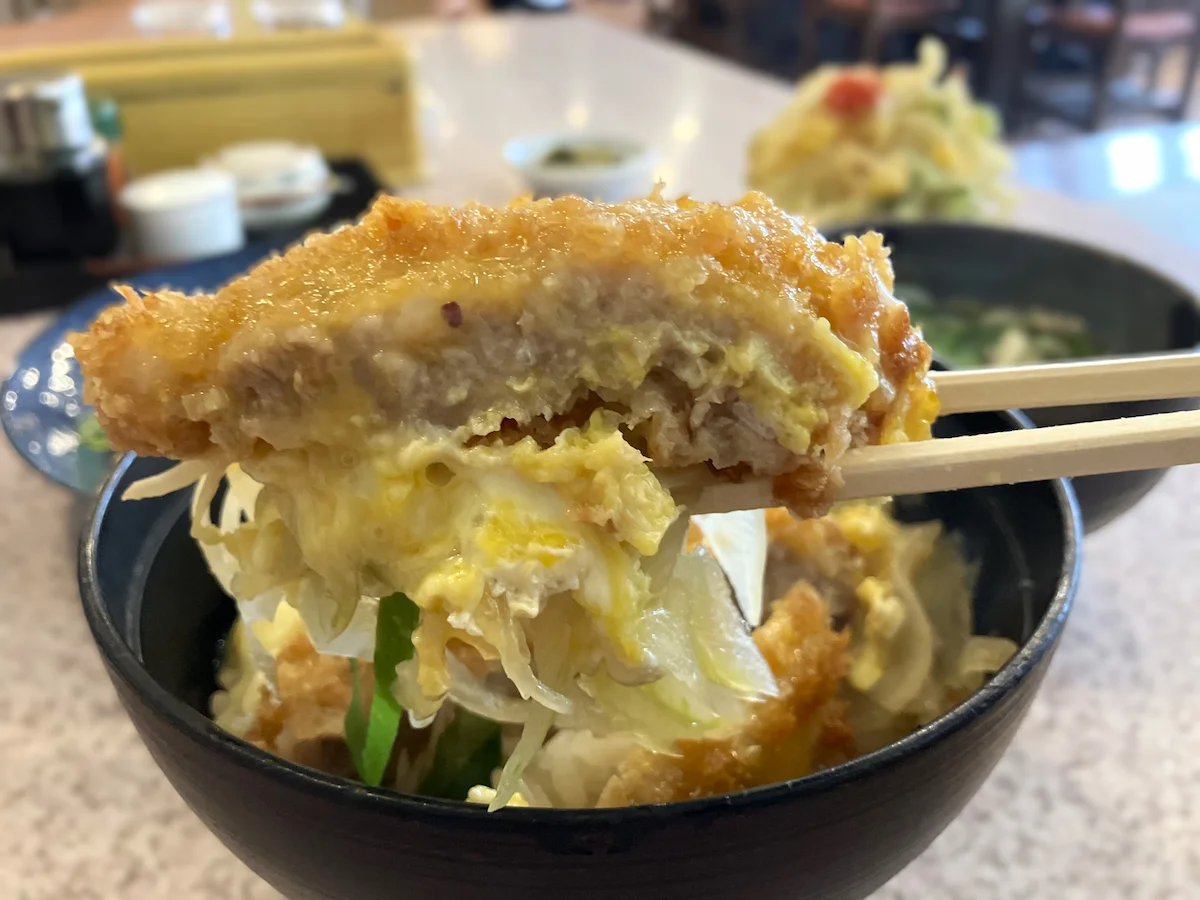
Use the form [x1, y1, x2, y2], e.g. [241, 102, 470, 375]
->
[596, 582, 853, 807]
[73, 192, 935, 515]
[240, 630, 362, 779]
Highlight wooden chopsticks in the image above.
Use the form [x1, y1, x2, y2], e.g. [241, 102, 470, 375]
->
[835, 409, 1200, 502]
[933, 353, 1200, 414]
[684, 353, 1200, 515]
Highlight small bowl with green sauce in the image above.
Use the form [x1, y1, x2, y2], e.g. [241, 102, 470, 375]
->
[503, 134, 658, 203]
[833, 220, 1200, 532]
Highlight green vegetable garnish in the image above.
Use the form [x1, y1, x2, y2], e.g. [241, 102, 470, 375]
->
[894, 284, 1103, 369]
[418, 710, 504, 801]
[344, 592, 421, 787]
[78, 413, 112, 453]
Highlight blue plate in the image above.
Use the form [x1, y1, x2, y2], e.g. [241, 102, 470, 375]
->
[2, 244, 276, 494]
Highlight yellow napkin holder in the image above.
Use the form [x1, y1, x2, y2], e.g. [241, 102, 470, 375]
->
[0, 25, 423, 187]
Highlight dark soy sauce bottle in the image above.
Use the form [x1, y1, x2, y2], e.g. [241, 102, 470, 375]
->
[0, 71, 119, 271]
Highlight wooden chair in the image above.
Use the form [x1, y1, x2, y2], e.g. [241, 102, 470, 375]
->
[662, 0, 757, 65]
[1020, 0, 1200, 130]
[800, 0, 963, 69]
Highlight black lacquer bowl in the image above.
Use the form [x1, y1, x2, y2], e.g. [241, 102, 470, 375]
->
[832, 220, 1200, 532]
[79, 409, 1080, 900]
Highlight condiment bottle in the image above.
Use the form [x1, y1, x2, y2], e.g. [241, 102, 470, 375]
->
[0, 72, 119, 268]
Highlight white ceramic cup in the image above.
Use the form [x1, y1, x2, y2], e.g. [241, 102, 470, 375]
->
[121, 168, 245, 262]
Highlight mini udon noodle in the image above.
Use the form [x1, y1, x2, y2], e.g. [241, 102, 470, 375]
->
[212, 500, 1015, 808]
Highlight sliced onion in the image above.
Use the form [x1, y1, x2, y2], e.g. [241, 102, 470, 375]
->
[490, 701, 553, 811]
[491, 598, 572, 714]
[122, 459, 211, 501]
[863, 575, 935, 714]
[956, 635, 1017, 679]
[681, 554, 777, 698]
[643, 512, 690, 592]
[188, 469, 223, 542]
[317, 595, 379, 661]
[445, 655, 529, 725]
[491, 601, 579, 808]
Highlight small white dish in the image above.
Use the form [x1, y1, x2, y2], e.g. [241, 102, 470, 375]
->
[503, 133, 658, 203]
[206, 141, 333, 231]
[130, 0, 232, 37]
[250, 0, 345, 31]
[120, 168, 244, 262]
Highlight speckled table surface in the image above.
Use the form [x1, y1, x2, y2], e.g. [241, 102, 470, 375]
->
[3, 15, 1199, 900]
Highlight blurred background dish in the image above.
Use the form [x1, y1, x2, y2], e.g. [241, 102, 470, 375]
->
[1, 158, 381, 496]
[831, 220, 1200, 532]
[748, 38, 1013, 227]
[0, 27, 423, 190]
[895, 286, 1103, 369]
[504, 133, 658, 202]
[206, 140, 334, 232]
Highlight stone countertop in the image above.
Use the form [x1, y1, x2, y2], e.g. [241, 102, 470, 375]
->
[3, 15, 1199, 899]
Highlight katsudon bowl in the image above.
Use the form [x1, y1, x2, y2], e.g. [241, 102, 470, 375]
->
[831, 221, 1200, 532]
[79, 407, 1080, 900]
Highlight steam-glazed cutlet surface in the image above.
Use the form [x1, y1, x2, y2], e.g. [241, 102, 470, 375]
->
[72, 192, 936, 507]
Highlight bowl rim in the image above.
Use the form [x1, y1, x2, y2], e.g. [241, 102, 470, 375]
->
[826, 218, 1200, 321]
[78, 415, 1081, 827]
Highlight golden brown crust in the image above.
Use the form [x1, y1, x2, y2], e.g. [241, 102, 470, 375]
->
[75, 286, 217, 457]
[73, 192, 936, 462]
[596, 582, 852, 807]
[245, 632, 447, 782]
[244, 632, 363, 778]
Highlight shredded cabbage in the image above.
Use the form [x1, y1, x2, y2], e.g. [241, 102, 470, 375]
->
[122, 459, 213, 501]
[128, 414, 778, 802]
